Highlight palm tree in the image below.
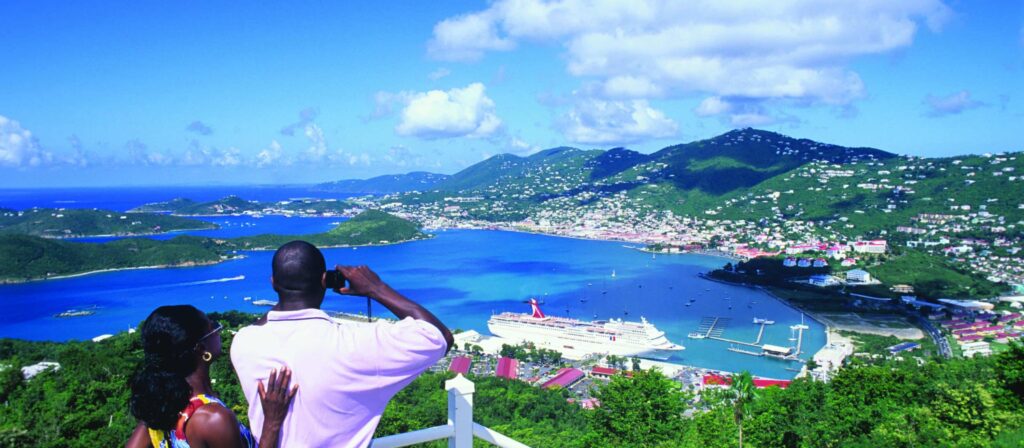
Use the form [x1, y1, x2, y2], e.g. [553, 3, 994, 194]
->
[731, 371, 758, 448]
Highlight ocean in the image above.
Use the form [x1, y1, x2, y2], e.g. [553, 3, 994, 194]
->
[0, 189, 826, 379]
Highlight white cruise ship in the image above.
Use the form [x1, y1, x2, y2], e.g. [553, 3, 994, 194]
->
[487, 299, 684, 360]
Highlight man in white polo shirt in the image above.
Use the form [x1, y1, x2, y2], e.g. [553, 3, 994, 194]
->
[231, 240, 453, 447]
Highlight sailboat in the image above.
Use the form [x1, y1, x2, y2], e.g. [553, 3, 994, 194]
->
[611, 270, 617, 278]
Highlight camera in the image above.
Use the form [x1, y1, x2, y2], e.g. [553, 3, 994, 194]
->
[324, 270, 347, 290]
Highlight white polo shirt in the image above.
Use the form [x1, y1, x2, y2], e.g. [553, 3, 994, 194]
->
[230, 308, 448, 448]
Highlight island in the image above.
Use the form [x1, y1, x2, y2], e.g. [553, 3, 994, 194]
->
[130, 195, 361, 217]
[0, 207, 217, 238]
[0, 210, 427, 283]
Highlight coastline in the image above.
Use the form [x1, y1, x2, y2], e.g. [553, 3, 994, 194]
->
[0, 234, 432, 285]
[54, 226, 218, 240]
[0, 259, 227, 284]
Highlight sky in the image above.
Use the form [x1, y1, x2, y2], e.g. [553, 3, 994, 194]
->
[1, 0, 1022, 187]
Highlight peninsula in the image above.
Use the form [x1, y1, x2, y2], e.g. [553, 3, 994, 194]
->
[0, 210, 426, 283]
[0, 207, 217, 238]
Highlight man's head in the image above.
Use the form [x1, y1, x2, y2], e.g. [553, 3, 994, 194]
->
[272, 240, 327, 306]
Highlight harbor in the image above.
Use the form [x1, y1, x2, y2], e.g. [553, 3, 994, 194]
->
[690, 314, 809, 363]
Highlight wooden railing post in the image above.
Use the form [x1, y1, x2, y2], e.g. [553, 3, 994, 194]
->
[445, 374, 475, 448]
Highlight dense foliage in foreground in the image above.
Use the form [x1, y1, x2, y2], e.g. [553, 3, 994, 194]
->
[2, 311, 1023, 447]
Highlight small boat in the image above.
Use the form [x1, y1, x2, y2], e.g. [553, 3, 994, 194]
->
[611, 270, 616, 278]
[687, 332, 706, 339]
[252, 299, 278, 306]
[685, 302, 692, 307]
[753, 318, 776, 325]
[243, 296, 252, 301]
[55, 309, 96, 318]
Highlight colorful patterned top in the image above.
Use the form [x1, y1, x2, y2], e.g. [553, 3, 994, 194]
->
[147, 394, 256, 448]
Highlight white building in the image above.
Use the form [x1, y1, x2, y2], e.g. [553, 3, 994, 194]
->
[846, 269, 873, 284]
[21, 361, 61, 380]
[850, 240, 888, 254]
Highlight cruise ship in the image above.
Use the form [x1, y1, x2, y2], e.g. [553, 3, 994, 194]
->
[487, 299, 684, 360]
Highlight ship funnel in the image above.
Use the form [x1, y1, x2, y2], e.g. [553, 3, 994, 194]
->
[529, 298, 545, 318]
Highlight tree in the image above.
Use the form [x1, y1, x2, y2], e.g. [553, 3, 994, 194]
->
[995, 341, 1024, 402]
[631, 357, 642, 372]
[590, 369, 689, 446]
[805, 359, 819, 371]
[730, 371, 758, 448]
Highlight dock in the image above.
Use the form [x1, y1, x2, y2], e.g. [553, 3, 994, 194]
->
[697, 315, 808, 362]
[696, 316, 730, 338]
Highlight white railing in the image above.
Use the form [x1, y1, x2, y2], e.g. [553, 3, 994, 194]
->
[372, 374, 531, 448]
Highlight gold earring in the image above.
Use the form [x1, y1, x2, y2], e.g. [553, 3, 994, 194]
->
[202, 351, 213, 362]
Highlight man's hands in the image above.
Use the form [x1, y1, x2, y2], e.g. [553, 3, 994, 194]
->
[331, 265, 390, 298]
[328, 264, 454, 352]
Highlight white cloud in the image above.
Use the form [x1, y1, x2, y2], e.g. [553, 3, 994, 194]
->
[256, 140, 285, 168]
[303, 124, 328, 161]
[0, 115, 53, 167]
[126, 140, 172, 166]
[428, 11, 515, 61]
[694, 96, 733, 117]
[561, 99, 677, 145]
[507, 136, 541, 155]
[395, 83, 503, 139]
[924, 90, 985, 117]
[428, 68, 452, 80]
[730, 113, 777, 127]
[432, 0, 949, 105]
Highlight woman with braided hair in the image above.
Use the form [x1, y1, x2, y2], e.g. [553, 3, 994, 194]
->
[125, 305, 296, 448]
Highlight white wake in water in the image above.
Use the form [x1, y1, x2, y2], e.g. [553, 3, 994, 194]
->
[174, 275, 246, 287]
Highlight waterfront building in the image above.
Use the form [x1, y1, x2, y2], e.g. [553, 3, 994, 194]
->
[846, 269, 873, 284]
[809, 275, 839, 287]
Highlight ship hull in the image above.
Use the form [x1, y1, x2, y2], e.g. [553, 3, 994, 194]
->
[488, 321, 684, 360]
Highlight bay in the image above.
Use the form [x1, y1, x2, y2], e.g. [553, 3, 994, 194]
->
[0, 224, 825, 379]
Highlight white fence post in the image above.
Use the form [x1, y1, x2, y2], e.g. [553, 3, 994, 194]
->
[446, 374, 475, 448]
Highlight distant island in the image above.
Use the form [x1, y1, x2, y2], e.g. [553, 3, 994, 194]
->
[0, 210, 427, 283]
[130, 195, 360, 217]
[314, 171, 451, 195]
[0, 207, 216, 238]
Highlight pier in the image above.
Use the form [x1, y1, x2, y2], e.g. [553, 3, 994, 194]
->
[694, 316, 730, 338]
[694, 315, 808, 362]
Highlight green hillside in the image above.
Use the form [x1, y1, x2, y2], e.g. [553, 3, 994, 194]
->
[0, 234, 224, 283]
[226, 209, 428, 250]
[710, 152, 1024, 237]
[0, 208, 216, 238]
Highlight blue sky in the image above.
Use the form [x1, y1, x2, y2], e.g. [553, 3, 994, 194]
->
[0, 1, 1022, 187]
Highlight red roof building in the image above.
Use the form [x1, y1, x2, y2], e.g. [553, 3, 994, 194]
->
[495, 357, 518, 380]
[542, 368, 585, 389]
[702, 374, 791, 389]
[448, 356, 471, 375]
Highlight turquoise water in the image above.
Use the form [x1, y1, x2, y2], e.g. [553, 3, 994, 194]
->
[0, 225, 825, 379]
